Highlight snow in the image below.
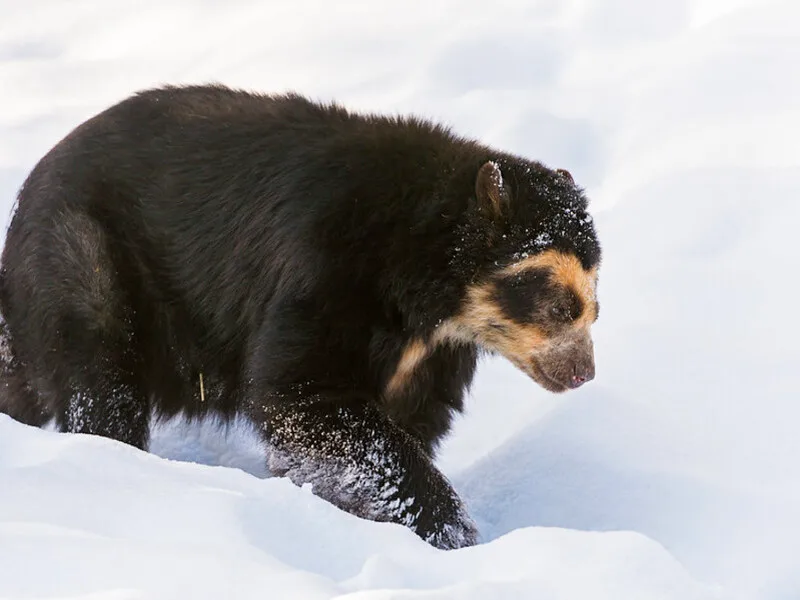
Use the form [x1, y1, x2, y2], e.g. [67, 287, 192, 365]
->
[0, 415, 723, 600]
[1, 1, 799, 599]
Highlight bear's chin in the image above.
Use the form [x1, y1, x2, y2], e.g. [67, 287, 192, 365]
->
[525, 359, 571, 394]
[499, 353, 570, 394]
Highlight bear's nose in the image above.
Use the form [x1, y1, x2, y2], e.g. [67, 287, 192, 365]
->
[569, 365, 595, 388]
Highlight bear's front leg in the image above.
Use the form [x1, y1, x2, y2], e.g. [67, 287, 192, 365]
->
[251, 392, 477, 550]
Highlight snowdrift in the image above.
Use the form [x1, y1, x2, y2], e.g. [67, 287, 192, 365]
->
[0, 415, 723, 600]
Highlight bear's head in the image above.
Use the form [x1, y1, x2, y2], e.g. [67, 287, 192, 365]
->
[441, 159, 601, 392]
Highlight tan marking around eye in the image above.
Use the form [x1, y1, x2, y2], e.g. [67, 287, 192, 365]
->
[502, 249, 598, 327]
[433, 280, 550, 356]
[431, 249, 598, 361]
[384, 337, 429, 398]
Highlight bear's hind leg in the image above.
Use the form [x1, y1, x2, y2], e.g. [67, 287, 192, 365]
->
[5, 210, 150, 448]
[57, 346, 150, 450]
[0, 316, 54, 427]
[251, 392, 477, 550]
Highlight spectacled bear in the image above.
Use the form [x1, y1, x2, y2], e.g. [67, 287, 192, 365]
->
[0, 85, 601, 549]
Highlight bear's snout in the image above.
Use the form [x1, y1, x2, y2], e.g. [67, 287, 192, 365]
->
[528, 332, 596, 393]
[567, 359, 595, 389]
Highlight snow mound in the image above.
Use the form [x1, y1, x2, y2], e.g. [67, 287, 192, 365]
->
[0, 415, 723, 600]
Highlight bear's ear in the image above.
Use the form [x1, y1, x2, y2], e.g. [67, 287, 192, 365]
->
[555, 168, 574, 184]
[475, 161, 509, 219]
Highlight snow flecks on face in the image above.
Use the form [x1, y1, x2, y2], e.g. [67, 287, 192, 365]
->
[534, 231, 553, 247]
[451, 165, 599, 283]
[510, 230, 554, 261]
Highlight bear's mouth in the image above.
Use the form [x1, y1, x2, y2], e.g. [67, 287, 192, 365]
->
[527, 359, 569, 393]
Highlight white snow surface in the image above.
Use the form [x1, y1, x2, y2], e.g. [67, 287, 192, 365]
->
[1, 1, 799, 598]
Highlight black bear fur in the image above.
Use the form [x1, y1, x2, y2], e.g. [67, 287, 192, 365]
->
[0, 85, 600, 549]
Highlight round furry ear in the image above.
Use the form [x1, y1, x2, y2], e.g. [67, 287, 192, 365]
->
[555, 168, 574, 184]
[475, 161, 509, 219]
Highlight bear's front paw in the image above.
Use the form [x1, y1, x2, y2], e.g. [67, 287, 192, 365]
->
[411, 486, 479, 550]
[422, 508, 479, 550]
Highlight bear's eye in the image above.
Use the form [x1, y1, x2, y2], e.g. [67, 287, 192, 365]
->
[492, 267, 550, 325]
[550, 304, 575, 323]
[550, 291, 583, 323]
